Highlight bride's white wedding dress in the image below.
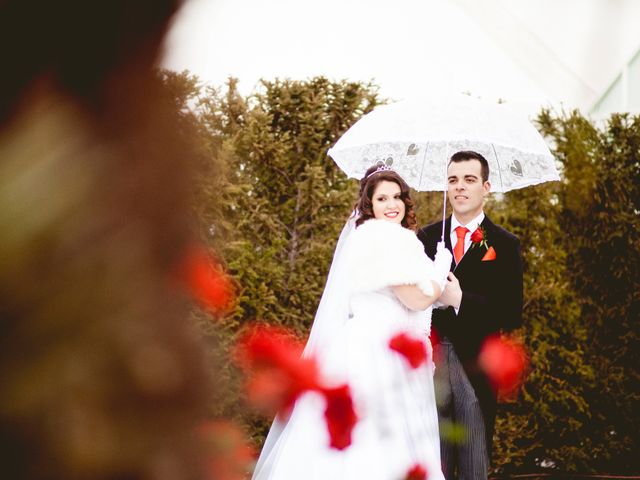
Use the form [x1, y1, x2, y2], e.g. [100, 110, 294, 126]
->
[253, 219, 445, 480]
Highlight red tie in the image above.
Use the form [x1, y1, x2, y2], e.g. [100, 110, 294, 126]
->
[454, 226, 468, 263]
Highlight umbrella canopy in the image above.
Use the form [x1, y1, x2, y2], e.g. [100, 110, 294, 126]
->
[328, 94, 559, 192]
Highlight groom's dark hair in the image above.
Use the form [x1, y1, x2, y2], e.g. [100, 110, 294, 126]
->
[449, 151, 490, 182]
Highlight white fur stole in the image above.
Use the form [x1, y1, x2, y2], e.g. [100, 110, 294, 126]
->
[346, 219, 436, 297]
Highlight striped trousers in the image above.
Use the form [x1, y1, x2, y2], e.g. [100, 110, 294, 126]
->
[434, 338, 489, 480]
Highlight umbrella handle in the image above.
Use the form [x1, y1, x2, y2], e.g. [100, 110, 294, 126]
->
[440, 186, 447, 242]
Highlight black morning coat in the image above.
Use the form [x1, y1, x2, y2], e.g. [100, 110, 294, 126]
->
[418, 215, 524, 438]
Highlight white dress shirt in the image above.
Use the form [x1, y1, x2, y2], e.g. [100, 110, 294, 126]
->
[445, 212, 485, 315]
[450, 211, 485, 262]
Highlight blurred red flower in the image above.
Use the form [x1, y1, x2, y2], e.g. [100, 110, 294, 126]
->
[199, 420, 256, 480]
[182, 246, 234, 313]
[236, 325, 322, 414]
[429, 328, 442, 362]
[405, 463, 428, 480]
[236, 324, 360, 450]
[321, 384, 358, 450]
[244, 369, 292, 414]
[389, 332, 428, 369]
[478, 334, 528, 397]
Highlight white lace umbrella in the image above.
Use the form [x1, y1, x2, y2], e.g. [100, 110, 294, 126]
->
[327, 94, 559, 193]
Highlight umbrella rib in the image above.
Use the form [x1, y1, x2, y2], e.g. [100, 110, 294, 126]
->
[417, 142, 430, 190]
[491, 143, 504, 192]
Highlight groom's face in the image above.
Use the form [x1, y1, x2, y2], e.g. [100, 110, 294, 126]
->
[447, 159, 491, 222]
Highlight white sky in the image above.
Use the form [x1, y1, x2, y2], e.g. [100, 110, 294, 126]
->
[162, 0, 640, 116]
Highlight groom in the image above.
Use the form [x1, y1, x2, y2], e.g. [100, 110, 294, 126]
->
[418, 151, 523, 479]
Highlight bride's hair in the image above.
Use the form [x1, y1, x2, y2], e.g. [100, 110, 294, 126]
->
[355, 164, 417, 231]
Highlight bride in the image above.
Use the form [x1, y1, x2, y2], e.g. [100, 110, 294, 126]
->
[252, 164, 451, 480]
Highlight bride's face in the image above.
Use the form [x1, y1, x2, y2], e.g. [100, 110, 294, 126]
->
[372, 180, 405, 224]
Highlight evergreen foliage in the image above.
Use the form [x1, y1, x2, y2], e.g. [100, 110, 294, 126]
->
[534, 111, 639, 472]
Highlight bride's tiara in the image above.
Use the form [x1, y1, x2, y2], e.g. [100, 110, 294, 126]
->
[365, 164, 394, 178]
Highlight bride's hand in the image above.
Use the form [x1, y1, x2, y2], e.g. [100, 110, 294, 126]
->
[433, 242, 452, 289]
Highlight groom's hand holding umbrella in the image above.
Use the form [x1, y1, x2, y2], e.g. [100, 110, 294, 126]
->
[438, 272, 462, 310]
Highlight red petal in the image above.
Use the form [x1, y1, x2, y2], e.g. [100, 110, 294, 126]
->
[470, 227, 483, 243]
[321, 384, 358, 450]
[405, 463, 428, 480]
[389, 332, 428, 369]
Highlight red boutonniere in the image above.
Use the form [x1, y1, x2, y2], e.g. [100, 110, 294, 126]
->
[470, 226, 488, 250]
[470, 226, 497, 261]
